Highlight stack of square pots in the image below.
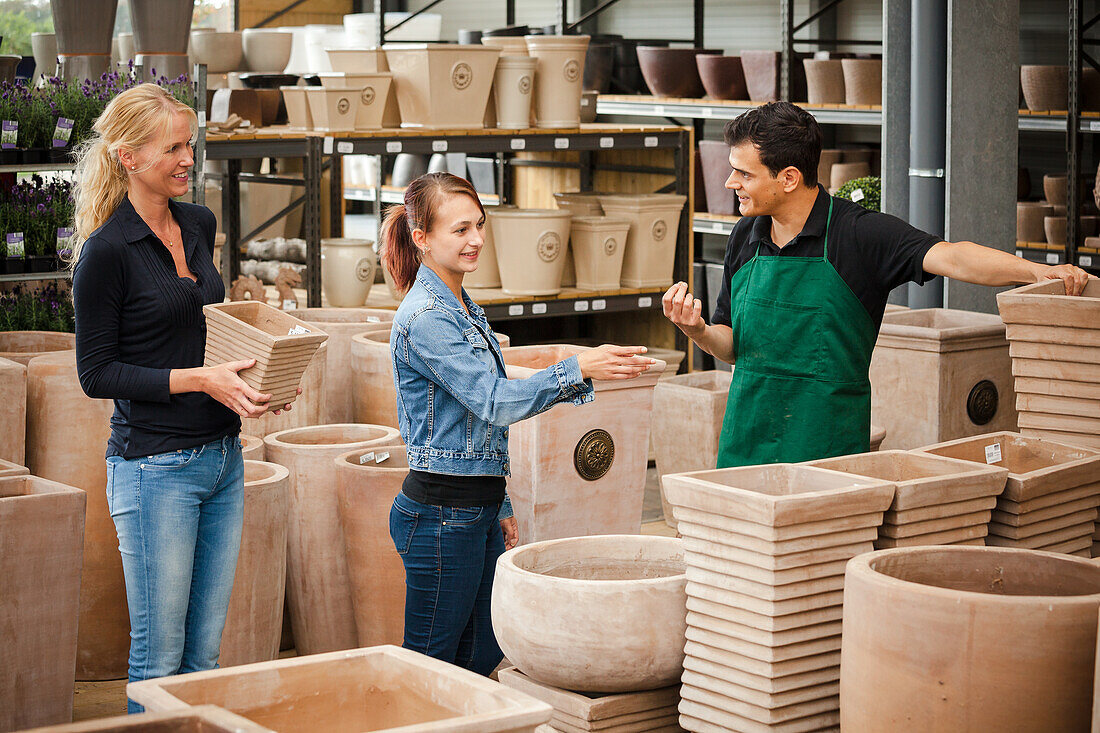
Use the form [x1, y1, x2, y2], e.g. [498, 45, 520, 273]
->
[996, 279, 1100, 450]
[662, 465, 894, 732]
[917, 431, 1100, 557]
[597, 194, 687, 289]
[806, 450, 1009, 549]
[869, 308, 1017, 450]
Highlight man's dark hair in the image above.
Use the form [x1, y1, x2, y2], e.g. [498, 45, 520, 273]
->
[723, 101, 823, 187]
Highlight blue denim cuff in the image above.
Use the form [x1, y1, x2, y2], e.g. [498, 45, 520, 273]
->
[555, 355, 593, 401]
[497, 493, 513, 521]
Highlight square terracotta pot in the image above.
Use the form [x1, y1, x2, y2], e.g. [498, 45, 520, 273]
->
[383, 44, 500, 129]
[686, 609, 842, 649]
[596, 194, 687, 288]
[869, 308, 1018, 450]
[304, 86, 360, 132]
[280, 85, 312, 130]
[0, 456, 28, 477]
[128, 645, 554, 731]
[203, 301, 327, 411]
[0, 475, 86, 730]
[316, 71, 393, 130]
[684, 652, 838, 697]
[997, 278, 1100, 328]
[21, 706, 271, 731]
[884, 495, 997, 524]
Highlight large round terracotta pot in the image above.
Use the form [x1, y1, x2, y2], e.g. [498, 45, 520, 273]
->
[51, 0, 116, 81]
[295, 308, 395, 424]
[696, 54, 748, 100]
[240, 342, 326, 438]
[804, 59, 845, 104]
[321, 238, 376, 307]
[26, 351, 127, 681]
[0, 331, 76, 366]
[492, 535, 686, 693]
[335, 444, 410, 647]
[0, 357, 26, 465]
[219, 460, 289, 668]
[263, 423, 400, 656]
[131, 0, 195, 55]
[1021, 65, 1068, 112]
[841, 546, 1100, 732]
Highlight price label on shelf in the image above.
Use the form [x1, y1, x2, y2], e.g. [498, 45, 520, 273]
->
[653, 105, 666, 116]
[532, 303, 547, 314]
[1016, 250, 1024, 257]
[644, 136, 658, 148]
[432, 140, 448, 152]
[1091, 120, 1100, 131]
[508, 304, 524, 316]
[386, 141, 402, 153]
[1046, 253, 1060, 264]
[599, 137, 614, 148]
[1081, 255, 1094, 267]
[701, 107, 714, 117]
[711, 221, 727, 233]
[554, 138, 569, 149]
[323, 137, 334, 154]
[337, 141, 354, 154]
[638, 296, 653, 308]
[592, 299, 606, 310]
[510, 138, 526, 150]
[574, 300, 590, 312]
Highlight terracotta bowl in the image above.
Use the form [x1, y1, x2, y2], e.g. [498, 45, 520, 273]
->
[1021, 65, 1068, 111]
[696, 55, 748, 100]
[1044, 216, 1067, 246]
[1043, 174, 1068, 206]
[1016, 202, 1054, 242]
[636, 46, 721, 98]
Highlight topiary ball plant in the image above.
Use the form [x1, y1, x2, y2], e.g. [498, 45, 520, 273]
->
[836, 176, 881, 212]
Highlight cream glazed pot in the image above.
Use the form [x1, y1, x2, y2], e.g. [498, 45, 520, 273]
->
[488, 208, 573, 296]
[568, 216, 630, 290]
[464, 203, 515, 289]
[320, 238, 377, 307]
[524, 35, 590, 128]
[493, 54, 537, 129]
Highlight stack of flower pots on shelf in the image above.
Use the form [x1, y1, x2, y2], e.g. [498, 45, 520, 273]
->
[997, 279, 1100, 450]
[306, 71, 393, 132]
[599, 193, 688, 289]
[662, 465, 895, 732]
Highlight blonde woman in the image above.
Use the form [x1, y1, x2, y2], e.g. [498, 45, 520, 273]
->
[70, 84, 285, 711]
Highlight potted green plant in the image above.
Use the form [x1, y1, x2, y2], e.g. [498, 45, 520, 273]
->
[836, 175, 881, 212]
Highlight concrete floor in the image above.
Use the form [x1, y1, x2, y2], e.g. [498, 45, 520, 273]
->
[72, 467, 672, 721]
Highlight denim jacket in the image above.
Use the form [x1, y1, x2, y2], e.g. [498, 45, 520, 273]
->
[391, 266, 594, 489]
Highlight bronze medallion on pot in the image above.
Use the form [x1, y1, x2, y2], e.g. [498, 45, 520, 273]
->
[361, 86, 375, 106]
[966, 380, 999, 425]
[452, 62, 473, 90]
[574, 428, 615, 481]
[518, 74, 532, 95]
[652, 218, 668, 241]
[337, 97, 350, 115]
[603, 236, 617, 255]
[537, 231, 562, 262]
[563, 58, 581, 83]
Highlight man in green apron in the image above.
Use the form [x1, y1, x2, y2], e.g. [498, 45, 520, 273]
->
[664, 101, 1094, 469]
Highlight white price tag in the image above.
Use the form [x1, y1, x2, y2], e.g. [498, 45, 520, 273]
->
[711, 221, 726, 233]
[287, 325, 311, 335]
[359, 452, 375, 464]
[984, 443, 1003, 464]
[508, 304, 524, 316]
[1046, 253, 1059, 264]
[1016, 250, 1024, 257]
[701, 107, 714, 117]
[323, 136, 334, 154]
[638, 296, 653, 308]
[554, 138, 569, 149]
[531, 303, 547, 314]
[375, 451, 390, 464]
[1091, 120, 1100, 131]
[510, 138, 526, 150]
[386, 141, 402, 153]
[367, 316, 381, 323]
[599, 137, 614, 148]
[337, 141, 353, 154]
[282, 299, 297, 310]
[198, 110, 206, 127]
[1081, 255, 1094, 267]
[592, 299, 606, 310]
[851, 188, 865, 202]
[644, 136, 658, 148]
[432, 140, 448, 152]
[574, 300, 590, 312]
[653, 105, 666, 116]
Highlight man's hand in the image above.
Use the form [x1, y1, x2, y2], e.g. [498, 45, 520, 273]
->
[662, 282, 706, 339]
[1039, 263, 1094, 296]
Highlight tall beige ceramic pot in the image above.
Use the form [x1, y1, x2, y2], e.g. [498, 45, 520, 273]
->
[596, 194, 687, 288]
[493, 55, 537, 129]
[0, 330, 76, 365]
[464, 204, 516, 289]
[0, 475, 85, 730]
[524, 35, 590, 128]
[263, 423, 400, 655]
[568, 216, 630, 291]
[26, 351, 126, 681]
[488, 208, 573, 295]
[240, 343, 326, 438]
[335, 444, 410, 647]
[0, 357, 26, 465]
[321, 238, 377, 307]
[219, 460, 289, 668]
[296, 308, 395, 424]
[841, 546, 1100, 732]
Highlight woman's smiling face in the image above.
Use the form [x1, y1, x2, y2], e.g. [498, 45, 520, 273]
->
[124, 109, 194, 200]
[417, 192, 486, 277]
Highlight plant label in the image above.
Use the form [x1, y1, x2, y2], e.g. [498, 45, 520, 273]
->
[359, 451, 375, 465]
[851, 188, 865, 202]
[6, 232, 24, 258]
[52, 117, 74, 148]
[375, 451, 390, 463]
[56, 227, 75, 257]
[282, 299, 296, 310]
[287, 325, 311, 335]
[1, 120, 16, 149]
[984, 442, 1002, 464]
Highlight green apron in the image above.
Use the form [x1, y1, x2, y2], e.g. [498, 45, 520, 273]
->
[717, 198, 877, 468]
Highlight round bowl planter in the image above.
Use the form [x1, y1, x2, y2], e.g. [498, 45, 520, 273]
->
[190, 30, 242, 73]
[321, 238, 377, 307]
[240, 433, 264, 460]
[263, 424, 400, 656]
[841, 58, 882, 105]
[335, 444, 410, 647]
[636, 47, 721, 98]
[1016, 202, 1054, 242]
[524, 35, 590, 128]
[1044, 216, 1067, 246]
[841, 546, 1100, 732]
[219, 459, 289, 668]
[696, 54, 748, 100]
[569, 216, 631, 291]
[1043, 174, 1068, 206]
[242, 29, 293, 73]
[492, 534, 687, 693]
[493, 55, 537, 130]
[803, 58, 845, 104]
[0, 331, 75, 366]
[1021, 65, 1068, 112]
[465, 204, 516, 289]
[488, 208, 573, 296]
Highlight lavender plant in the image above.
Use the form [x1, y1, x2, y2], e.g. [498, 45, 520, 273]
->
[0, 282, 75, 332]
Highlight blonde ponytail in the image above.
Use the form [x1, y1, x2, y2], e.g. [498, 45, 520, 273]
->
[69, 83, 197, 266]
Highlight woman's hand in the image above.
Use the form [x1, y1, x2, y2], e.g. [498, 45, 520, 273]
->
[500, 516, 518, 550]
[199, 359, 271, 419]
[576, 345, 656, 381]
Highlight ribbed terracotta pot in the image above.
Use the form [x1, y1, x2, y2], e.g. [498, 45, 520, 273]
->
[696, 55, 748, 100]
[804, 59, 845, 104]
[262, 424, 400, 656]
[219, 460, 289, 668]
[841, 58, 881, 105]
[295, 308, 395, 425]
[569, 216, 630, 291]
[321, 238, 376, 307]
[26, 351, 126, 681]
[131, 0, 194, 55]
[0, 331, 76, 366]
[841, 546, 1100, 732]
[698, 140, 737, 216]
[239, 342, 326, 439]
[51, 0, 116, 81]
[636, 47, 720, 98]
[525, 35, 589, 127]
[335, 445, 410, 648]
[492, 535, 686, 693]
[0, 475, 85, 730]
[0, 357, 26, 466]
[465, 204, 516, 289]
[1021, 65, 1069, 111]
[493, 55, 537, 129]
[596, 194, 687, 288]
[489, 208, 573, 296]
[240, 433, 264, 460]
[1016, 202, 1054, 242]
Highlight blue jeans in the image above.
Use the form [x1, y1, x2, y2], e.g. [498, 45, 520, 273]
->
[389, 491, 504, 676]
[105, 434, 244, 713]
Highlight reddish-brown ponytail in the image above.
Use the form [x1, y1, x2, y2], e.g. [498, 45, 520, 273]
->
[380, 172, 485, 293]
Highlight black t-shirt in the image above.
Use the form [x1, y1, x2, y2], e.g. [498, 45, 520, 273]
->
[402, 470, 506, 508]
[711, 185, 940, 331]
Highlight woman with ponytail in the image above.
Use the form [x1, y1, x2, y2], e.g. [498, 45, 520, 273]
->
[70, 83, 291, 711]
[383, 172, 656, 675]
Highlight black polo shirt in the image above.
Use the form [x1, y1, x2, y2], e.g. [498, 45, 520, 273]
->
[712, 185, 940, 330]
[73, 196, 240, 459]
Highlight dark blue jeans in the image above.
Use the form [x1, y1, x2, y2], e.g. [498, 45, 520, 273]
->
[389, 491, 504, 676]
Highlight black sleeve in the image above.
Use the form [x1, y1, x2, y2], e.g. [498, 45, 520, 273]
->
[853, 210, 941, 291]
[711, 220, 753, 328]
